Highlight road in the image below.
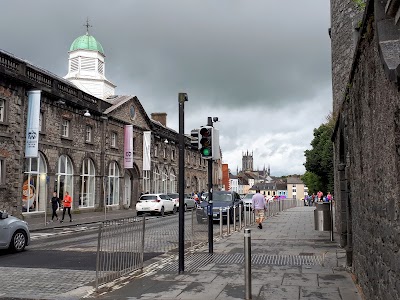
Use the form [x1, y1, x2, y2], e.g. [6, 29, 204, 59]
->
[0, 210, 216, 299]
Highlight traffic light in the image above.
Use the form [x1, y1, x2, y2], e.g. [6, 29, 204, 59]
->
[199, 126, 213, 159]
[190, 129, 199, 149]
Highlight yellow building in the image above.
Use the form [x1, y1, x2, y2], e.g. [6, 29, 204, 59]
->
[286, 177, 306, 199]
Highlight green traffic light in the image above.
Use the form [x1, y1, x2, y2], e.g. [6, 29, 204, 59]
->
[202, 148, 211, 156]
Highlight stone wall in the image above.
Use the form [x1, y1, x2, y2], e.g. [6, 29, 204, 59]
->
[331, 1, 400, 299]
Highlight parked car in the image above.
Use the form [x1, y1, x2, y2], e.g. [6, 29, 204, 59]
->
[167, 193, 196, 211]
[0, 211, 30, 252]
[196, 191, 243, 223]
[242, 193, 254, 210]
[136, 194, 176, 216]
[201, 192, 208, 201]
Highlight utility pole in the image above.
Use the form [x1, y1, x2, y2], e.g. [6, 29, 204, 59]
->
[178, 93, 188, 273]
[207, 117, 213, 253]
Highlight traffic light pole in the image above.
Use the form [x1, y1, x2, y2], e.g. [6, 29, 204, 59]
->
[178, 93, 187, 273]
[207, 117, 213, 253]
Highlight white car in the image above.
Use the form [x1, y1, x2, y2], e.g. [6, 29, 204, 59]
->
[242, 193, 254, 210]
[0, 211, 30, 252]
[136, 194, 176, 216]
[167, 193, 196, 211]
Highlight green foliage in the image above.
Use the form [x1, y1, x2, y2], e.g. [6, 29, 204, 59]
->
[301, 171, 322, 195]
[303, 114, 334, 194]
[353, 0, 366, 10]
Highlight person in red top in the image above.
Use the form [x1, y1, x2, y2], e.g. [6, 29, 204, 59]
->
[60, 191, 73, 223]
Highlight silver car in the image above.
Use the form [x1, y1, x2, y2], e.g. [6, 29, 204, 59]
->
[0, 211, 30, 252]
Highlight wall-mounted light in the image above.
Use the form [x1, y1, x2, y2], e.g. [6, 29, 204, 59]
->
[55, 99, 66, 105]
[164, 139, 168, 144]
[84, 110, 91, 117]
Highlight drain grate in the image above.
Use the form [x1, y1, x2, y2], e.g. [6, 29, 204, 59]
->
[160, 253, 322, 272]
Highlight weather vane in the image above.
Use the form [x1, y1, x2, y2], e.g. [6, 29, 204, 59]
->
[84, 17, 92, 34]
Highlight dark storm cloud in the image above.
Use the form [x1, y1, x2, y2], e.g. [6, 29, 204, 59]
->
[0, 0, 332, 175]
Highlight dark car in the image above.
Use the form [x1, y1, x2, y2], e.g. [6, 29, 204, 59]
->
[196, 191, 243, 223]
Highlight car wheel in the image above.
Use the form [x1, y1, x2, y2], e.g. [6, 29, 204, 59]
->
[160, 207, 165, 216]
[173, 206, 177, 214]
[10, 230, 27, 252]
[184, 204, 188, 212]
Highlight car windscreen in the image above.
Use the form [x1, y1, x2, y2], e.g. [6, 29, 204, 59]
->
[244, 194, 253, 199]
[159, 194, 171, 200]
[213, 193, 232, 202]
[140, 195, 157, 200]
[168, 193, 179, 198]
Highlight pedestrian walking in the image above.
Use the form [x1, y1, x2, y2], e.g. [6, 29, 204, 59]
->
[49, 192, 60, 222]
[327, 192, 332, 202]
[252, 189, 267, 229]
[60, 191, 73, 223]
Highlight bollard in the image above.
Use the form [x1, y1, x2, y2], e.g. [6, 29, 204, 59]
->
[248, 207, 252, 225]
[191, 208, 194, 248]
[244, 228, 252, 300]
[244, 205, 247, 227]
[239, 204, 242, 229]
[220, 207, 223, 237]
[233, 206, 236, 231]
[227, 207, 230, 235]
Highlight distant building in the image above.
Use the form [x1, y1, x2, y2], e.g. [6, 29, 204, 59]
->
[229, 173, 238, 193]
[286, 177, 306, 200]
[249, 183, 277, 198]
[221, 164, 229, 191]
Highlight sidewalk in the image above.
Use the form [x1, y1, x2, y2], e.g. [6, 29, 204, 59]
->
[25, 208, 136, 232]
[91, 207, 363, 300]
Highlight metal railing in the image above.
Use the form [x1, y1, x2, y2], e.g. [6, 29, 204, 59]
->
[95, 217, 145, 289]
[95, 199, 301, 289]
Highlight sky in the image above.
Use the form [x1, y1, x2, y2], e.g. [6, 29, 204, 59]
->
[0, 0, 332, 176]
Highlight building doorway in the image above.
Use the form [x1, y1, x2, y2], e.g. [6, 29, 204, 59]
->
[123, 173, 132, 208]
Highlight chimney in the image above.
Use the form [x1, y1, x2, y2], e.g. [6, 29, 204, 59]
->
[151, 113, 167, 127]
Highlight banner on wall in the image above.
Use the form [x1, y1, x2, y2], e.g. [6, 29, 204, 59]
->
[124, 125, 134, 169]
[143, 131, 151, 171]
[25, 90, 41, 158]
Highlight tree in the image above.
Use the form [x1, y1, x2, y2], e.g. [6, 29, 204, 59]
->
[301, 171, 322, 195]
[304, 115, 334, 194]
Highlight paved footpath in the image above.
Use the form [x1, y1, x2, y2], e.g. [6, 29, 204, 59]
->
[89, 207, 363, 300]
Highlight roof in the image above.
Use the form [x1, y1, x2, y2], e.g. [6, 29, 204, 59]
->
[250, 183, 277, 190]
[229, 174, 238, 179]
[286, 177, 304, 184]
[70, 33, 104, 54]
[103, 95, 135, 114]
[276, 183, 287, 190]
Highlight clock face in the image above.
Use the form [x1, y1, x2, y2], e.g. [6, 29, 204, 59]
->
[130, 105, 135, 120]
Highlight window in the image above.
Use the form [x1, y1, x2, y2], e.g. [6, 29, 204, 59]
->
[0, 99, 4, 122]
[55, 155, 74, 209]
[62, 119, 70, 137]
[111, 132, 117, 147]
[163, 148, 166, 159]
[169, 170, 176, 193]
[143, 170, 151, 194]
[153, 167, 160, 193]
[154, 145, 158, 157]
[171, 149, 175, 160]
[23, 153, 48, 213]
[162, 169, 168, 193]
[98, 60, 104, 74]
[292, 188, 296, 193]
[0, 158, 5, 185]
[107, 161, 120, 205]
[80, 159, 95, 207]
[85, 125, 92, 142]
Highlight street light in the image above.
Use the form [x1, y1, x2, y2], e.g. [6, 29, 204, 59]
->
[84, 110, 91, 117]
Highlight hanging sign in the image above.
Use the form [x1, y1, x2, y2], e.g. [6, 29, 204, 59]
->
[25, 90, 41, 158]
[124, 125, 133, 169]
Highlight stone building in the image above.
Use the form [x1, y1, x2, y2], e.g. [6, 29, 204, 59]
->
[0, 31, 209, 219]
[331, 0, 400, 298]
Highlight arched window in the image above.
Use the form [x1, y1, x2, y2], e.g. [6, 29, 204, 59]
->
[153, 167, 160, 193]
[56, 155, 74, 207]
[23, 152, 47, 213]
[169, 169, 176, 193]
[142, 170, 151, 194]
[108, 161, 120, 206]
[162, 168, 168, 193]
[80, 158, 95, 207]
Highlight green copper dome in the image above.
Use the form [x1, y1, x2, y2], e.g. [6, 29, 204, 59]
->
[69, 33, 104, 54]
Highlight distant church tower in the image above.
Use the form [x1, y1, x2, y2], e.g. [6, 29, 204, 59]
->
[65, 20, 116, 99]
[242, 150, 253, 171]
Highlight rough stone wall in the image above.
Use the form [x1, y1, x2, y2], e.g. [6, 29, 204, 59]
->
[330, 0, 364, 112]
[333, 8, 400, 300]
[0, 79, 25, 216]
